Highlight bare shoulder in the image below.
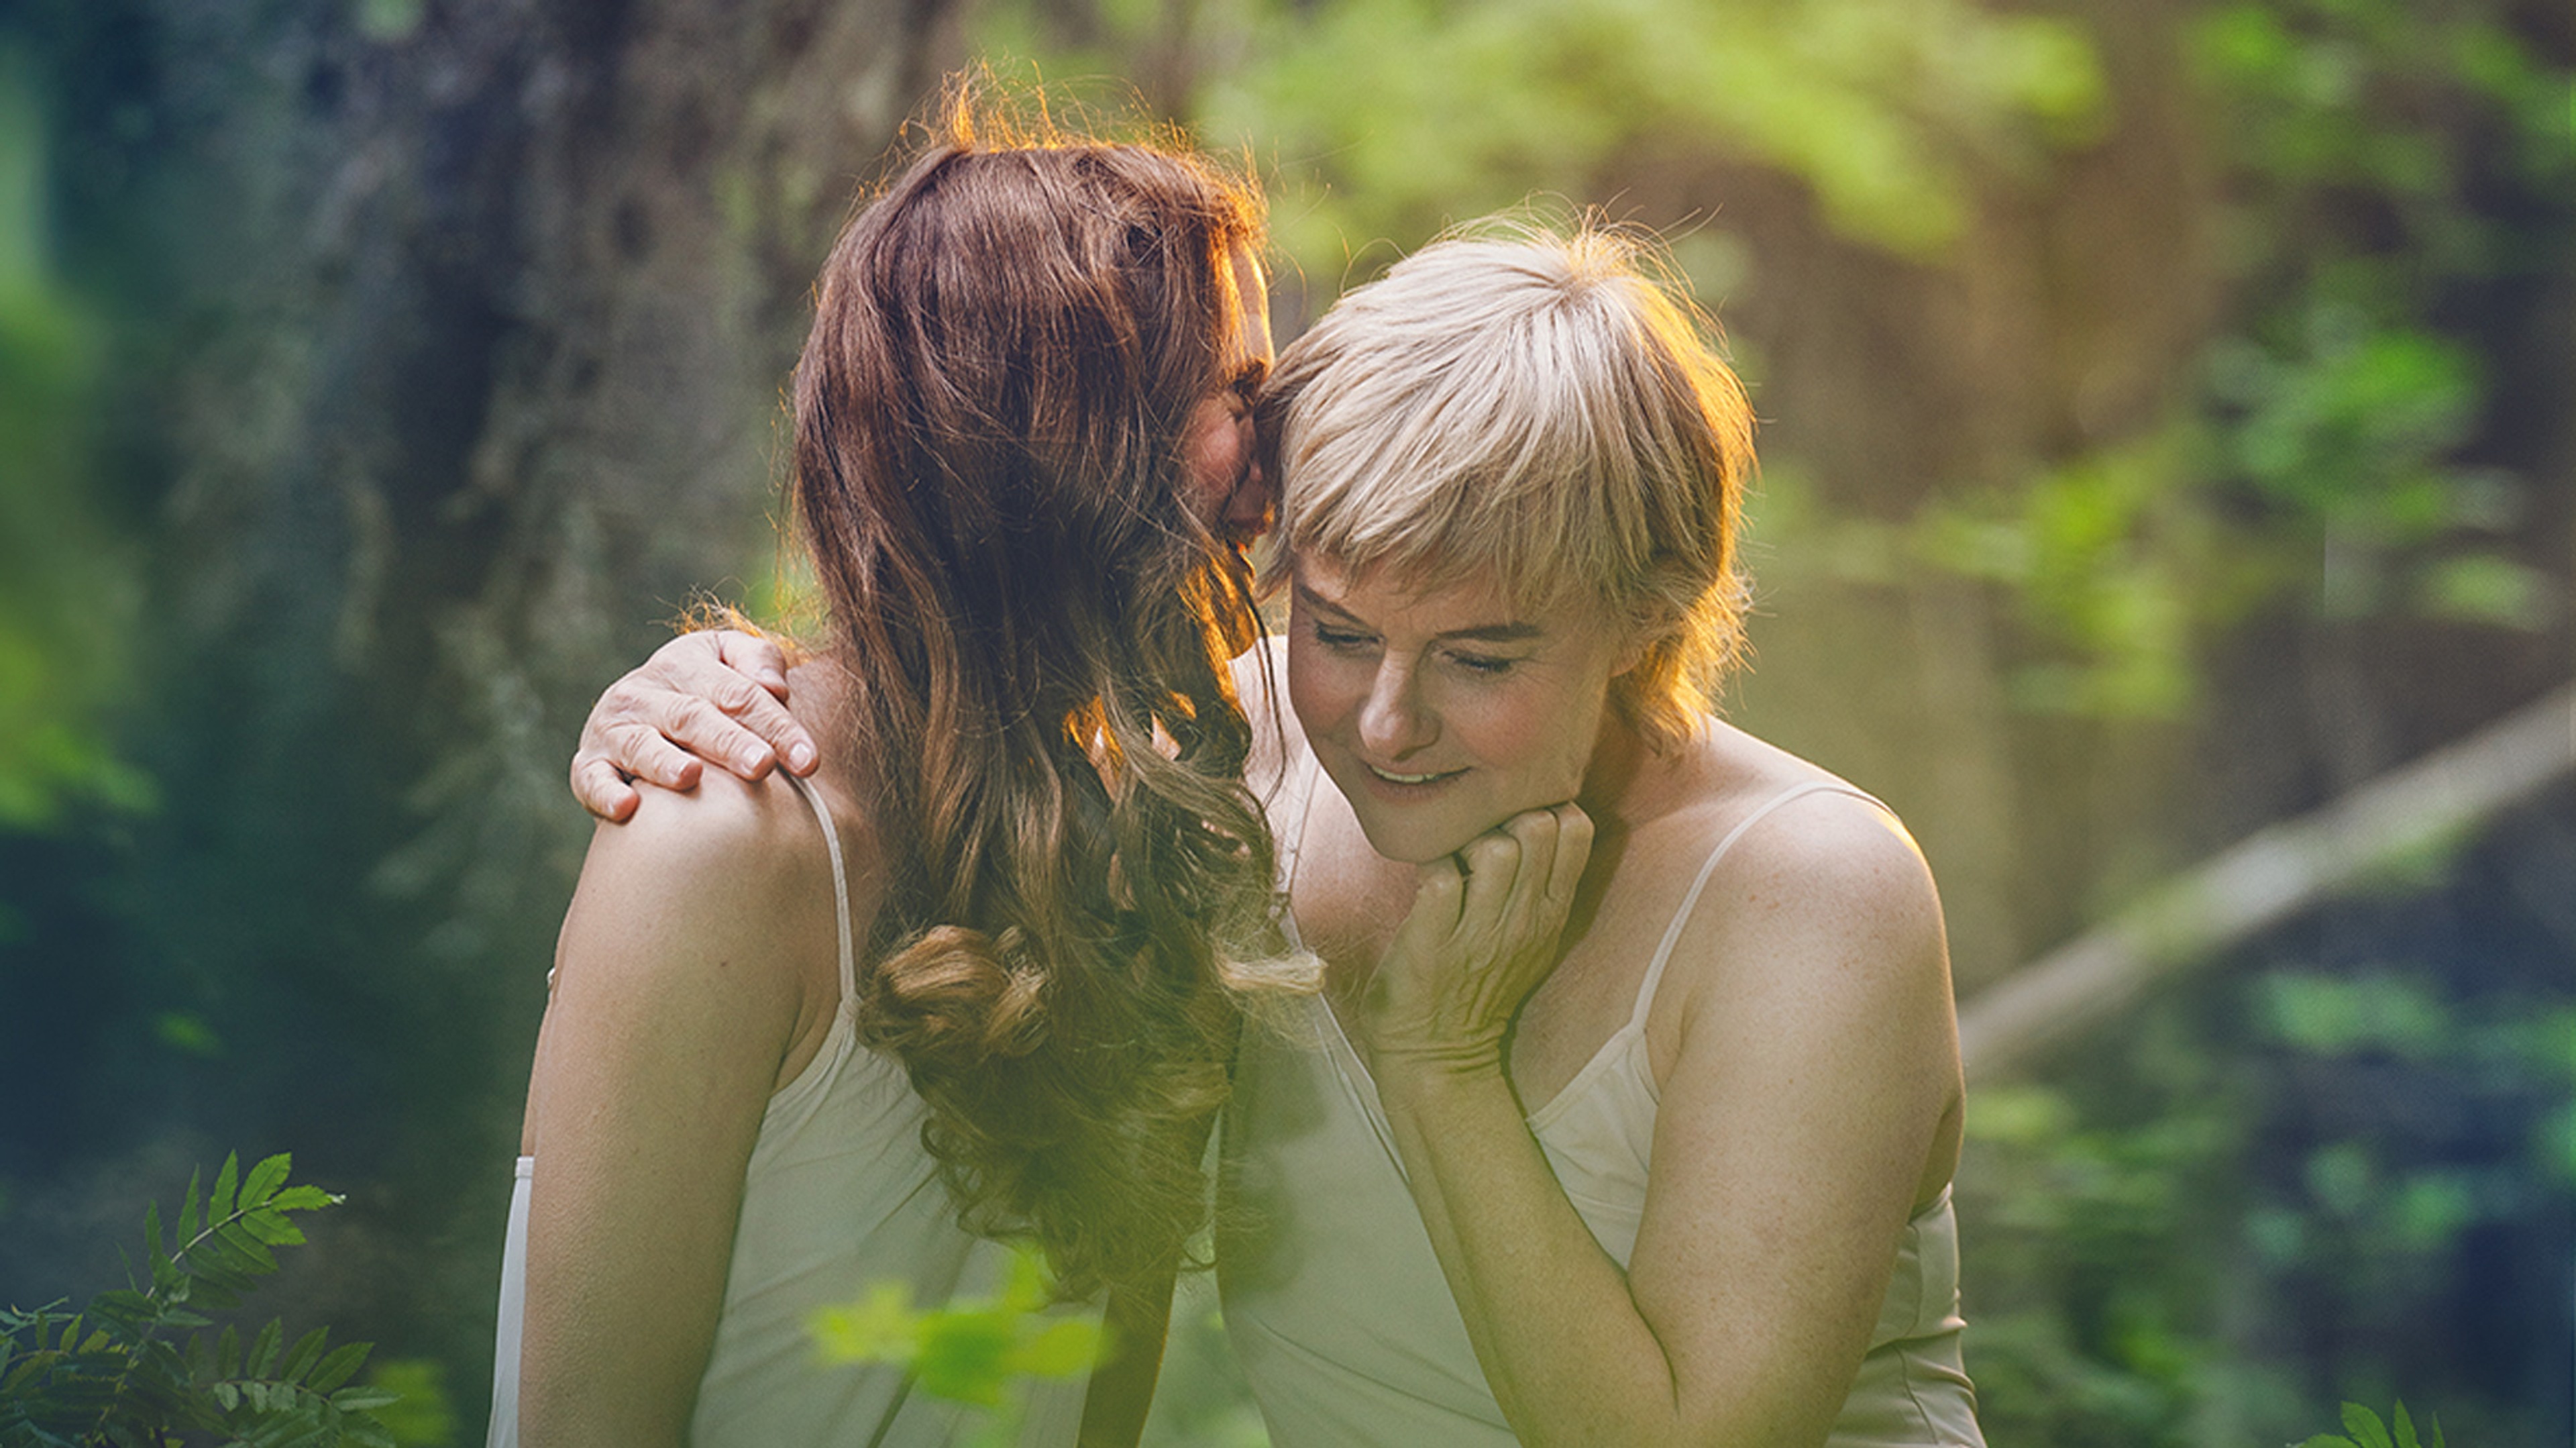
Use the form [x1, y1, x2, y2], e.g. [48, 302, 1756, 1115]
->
[564, 656, 885, 994]
[1654, 727, 1947, 1008]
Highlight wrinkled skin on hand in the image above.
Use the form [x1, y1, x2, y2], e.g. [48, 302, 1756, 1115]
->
[569, 629, 817, 822]
[1360, 802, 1595, 1082]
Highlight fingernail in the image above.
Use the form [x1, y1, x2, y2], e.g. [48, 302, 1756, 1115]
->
[787, 741, 816, 772]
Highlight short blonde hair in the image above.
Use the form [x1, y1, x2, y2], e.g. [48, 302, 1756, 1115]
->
[1257, 223, 1755, 749]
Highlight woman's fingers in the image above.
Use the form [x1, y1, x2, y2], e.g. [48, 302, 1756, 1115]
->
[568, 632, 816, 824]
[1542, 803, 1593, 911]
[1395, 856, 1468, 950]
[571, 753, 645, 823]
[1369, 805, 1595, 1065]
[653, 633, 814, 778]
[712, 628, 792, 699]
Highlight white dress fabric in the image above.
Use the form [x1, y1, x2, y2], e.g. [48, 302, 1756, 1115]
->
[488, 772, 1091, 1447]
[1219, 759, 1985, 1447]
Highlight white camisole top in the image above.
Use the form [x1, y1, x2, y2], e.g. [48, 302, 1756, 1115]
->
[488, 772, 1091, 1447]
[1218, 757, 1984, 1447]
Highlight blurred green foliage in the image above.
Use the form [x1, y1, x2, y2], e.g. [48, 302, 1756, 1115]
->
[0, 47, 152, 829]
[1961, 950, 2574, 1445]
[0, 1153, 424, 1446]
[810, 1245, 1102, 1445]
[978, 0, 2104, 284]
[2186, 0, 2572, 636]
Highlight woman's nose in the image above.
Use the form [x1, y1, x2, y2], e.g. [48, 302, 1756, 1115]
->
[1356, 661, 1436, 758]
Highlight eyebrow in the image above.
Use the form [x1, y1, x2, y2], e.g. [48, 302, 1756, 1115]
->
[1295, 583, 1545, 644]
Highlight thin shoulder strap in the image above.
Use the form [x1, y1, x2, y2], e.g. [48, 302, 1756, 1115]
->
[1273, 746, 1327, 951]
[1627, 780, 1890, 1031]
[781, 771, 860, 1008]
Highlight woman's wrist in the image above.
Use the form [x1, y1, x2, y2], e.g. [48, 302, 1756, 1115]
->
[1370, 1036, 1513, 1104]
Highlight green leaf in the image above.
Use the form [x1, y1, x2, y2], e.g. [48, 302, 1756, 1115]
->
[810, 1284, 921, 1365]
[241, 1153, 291, 1210]
[211, 1380, 241, 1411]
[218, 1324, 242, 1378]
[248, 1317, 282, 1377]
[213, 1153, 241, 1224]
[179, 1168, 203, 1244]
[86, 1289, 156, 1333]
[327, 1386, 402, 1412]
[2343, 1402, 2396, 1448]
[185, 1331, 213, 1382]
[4, 1352, 53, 1394]
[189, 1275, 244, 1312]
[241, 1208, 308, 1248]
[278, 1327, 329, 1384]
[268, 1186, 336, 1213]
[213, 1220, 281, 1275]
[306, 1340, 372, 1394]
[1004, 1317, 1104, 1379]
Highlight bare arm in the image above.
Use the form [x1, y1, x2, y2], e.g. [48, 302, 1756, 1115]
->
[1363, 798, 1962, 1448]
[1075, 1264, 1180, 1448]
[516, 778, 832, 1446]
[569, 629, 818, 821]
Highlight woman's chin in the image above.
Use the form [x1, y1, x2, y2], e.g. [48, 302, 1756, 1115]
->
[1348, 812, 1491, 868]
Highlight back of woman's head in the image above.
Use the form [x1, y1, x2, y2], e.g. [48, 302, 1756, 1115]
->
[797, 103, 1267, 698]
[789, 91, 1281, 1298]
[1259, 223, 1754, 749]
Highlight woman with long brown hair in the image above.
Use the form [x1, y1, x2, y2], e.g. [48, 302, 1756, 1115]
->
[490, 93, 1287, 1447]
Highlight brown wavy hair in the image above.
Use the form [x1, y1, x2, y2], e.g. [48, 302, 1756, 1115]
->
[791, 93, 1281, 1297]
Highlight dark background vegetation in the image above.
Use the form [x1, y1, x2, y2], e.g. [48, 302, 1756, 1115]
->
[1, 0, 2568, 1443]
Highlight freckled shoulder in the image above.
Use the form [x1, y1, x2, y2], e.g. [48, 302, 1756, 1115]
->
[561, 756, 884, 1004]
[1627, 725, 1947, 1007]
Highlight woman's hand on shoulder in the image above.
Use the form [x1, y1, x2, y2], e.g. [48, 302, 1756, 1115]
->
[569, 628, 818, 822]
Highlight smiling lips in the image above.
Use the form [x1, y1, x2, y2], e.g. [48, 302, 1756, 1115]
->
[1364, 762, 1466, 787]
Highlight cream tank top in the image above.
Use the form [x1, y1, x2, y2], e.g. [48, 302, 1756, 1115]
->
[488, 773, 1092, 1447]
[1218, 756, 1984, 1447]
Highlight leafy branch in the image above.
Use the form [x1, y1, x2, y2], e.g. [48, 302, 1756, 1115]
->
[0, 1151, 400, 1447]
[2300, 1399, 2449, 1448]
